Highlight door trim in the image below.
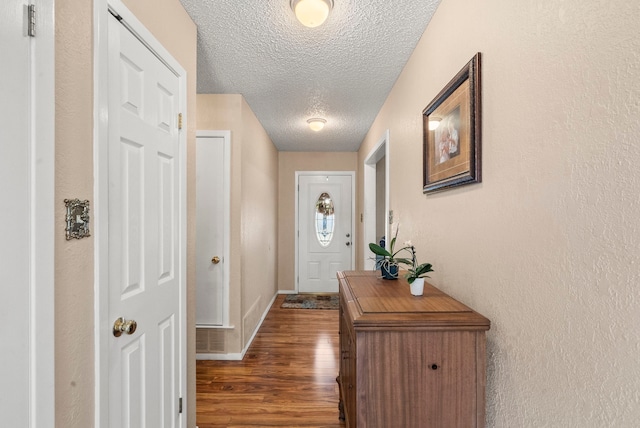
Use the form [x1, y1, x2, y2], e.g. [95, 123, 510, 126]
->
[196, 130, 231, 328]
[31, 1, 55, 425]
[363, 130, 390, 270]
[294, 171, 356, 293]
[94, 1, 187, 426]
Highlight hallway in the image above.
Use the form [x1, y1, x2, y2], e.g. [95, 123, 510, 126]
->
[196, 295, 345, 427]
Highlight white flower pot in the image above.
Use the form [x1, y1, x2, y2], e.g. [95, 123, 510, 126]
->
[410, 278, 425, 296]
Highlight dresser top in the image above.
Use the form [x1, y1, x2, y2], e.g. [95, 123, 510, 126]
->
[338, 271, 490, 330]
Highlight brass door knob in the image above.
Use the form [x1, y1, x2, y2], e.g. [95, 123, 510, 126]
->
[211, 256, 220, 264]
[113, 317, 137, 337]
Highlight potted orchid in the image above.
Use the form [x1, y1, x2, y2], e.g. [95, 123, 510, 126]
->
[368, 227, 413, 280]
[404, 243, 434, 296]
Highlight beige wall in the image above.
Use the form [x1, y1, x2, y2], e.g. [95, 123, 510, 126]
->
[277, 152, 358, 291]
[55, 0, 197, 426]
[197, 94, 244, 352]
[197, 94, 279, 352]
[239, 99, 280, 345]
[357, 0, 640, 426]
[55, 1, 94, 426]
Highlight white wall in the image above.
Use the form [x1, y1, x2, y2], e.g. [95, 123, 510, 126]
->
[357, 0, 640, 425]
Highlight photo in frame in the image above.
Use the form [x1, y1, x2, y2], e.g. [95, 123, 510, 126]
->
[423, 53, 481, 193]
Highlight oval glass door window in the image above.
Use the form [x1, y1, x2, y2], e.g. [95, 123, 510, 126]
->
[315, 192, 335, 247]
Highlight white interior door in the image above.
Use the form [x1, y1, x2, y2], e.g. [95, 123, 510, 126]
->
[298, 174, 354, 293]
[107, 13, 182, 427]
[196, 134, 226, 326]
[0, 1, 54, 426]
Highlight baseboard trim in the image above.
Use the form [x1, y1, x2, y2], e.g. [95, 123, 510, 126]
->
[195, 292, 278, 361]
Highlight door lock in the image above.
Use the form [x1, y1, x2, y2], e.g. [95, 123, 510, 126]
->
[113, 317, 137, 337]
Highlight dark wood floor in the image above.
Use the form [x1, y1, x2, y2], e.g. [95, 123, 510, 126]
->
[196, 294, 346, 427]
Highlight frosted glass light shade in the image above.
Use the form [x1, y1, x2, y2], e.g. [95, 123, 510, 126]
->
[307, 118, 326, 132]
[291, 0, 333, 28]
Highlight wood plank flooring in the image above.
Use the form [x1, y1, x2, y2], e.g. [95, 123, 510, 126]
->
[196, 294, 346, 427]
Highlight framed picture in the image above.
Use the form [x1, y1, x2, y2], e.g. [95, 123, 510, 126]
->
[423, 53, 481, 193]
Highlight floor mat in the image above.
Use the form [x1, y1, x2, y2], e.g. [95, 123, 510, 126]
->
[280, 294, 339, 310]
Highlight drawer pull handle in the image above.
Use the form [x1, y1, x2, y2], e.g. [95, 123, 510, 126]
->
[431, 364, 439, 370]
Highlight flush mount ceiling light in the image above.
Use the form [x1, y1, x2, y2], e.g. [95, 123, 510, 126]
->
[291, 0, 334, 28]
[307, 118, 326, 132]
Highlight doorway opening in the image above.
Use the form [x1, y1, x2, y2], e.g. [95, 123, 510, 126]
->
[363, 130, 390, 270]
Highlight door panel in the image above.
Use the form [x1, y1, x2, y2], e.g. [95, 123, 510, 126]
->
[108, 14, 180, 428]
[121, 139, 144, 296]
[159, 315, 176, 427]
[298, 174, 353, 293]
[121, 339, 144, 428]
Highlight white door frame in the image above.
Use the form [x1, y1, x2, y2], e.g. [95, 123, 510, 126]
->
[363, 130, 390, 270]
[93, 1, 187, 426]
[196, 130, 231, 327]
[295, 171, 356, 293]
[5, 0, 56, 425]
[31, 2, 56, 424]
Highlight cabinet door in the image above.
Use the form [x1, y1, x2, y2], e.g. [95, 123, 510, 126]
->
[339, 305, 357, 427]
[359, 330, 479, 428]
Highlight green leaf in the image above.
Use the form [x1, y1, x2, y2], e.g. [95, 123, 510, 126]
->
[369, 243, 391, 258]
[414, 263, 434, 277]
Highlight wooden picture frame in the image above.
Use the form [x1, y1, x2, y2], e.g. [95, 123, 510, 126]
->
[423, 53, 481, 193]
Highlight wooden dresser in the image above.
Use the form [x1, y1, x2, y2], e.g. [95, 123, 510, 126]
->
[337, 271, 490, 428]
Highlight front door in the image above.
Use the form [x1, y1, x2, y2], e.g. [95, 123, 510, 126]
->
[107, 13, 182, 427]
[298, 174, 354, 293]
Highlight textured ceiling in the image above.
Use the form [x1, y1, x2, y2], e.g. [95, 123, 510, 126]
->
[179, 0, 441, 151]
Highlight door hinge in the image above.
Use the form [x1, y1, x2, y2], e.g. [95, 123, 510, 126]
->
[178, 113, 183, 130]
[178, 397, 183, 414]
[27, 5, 36, 37]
